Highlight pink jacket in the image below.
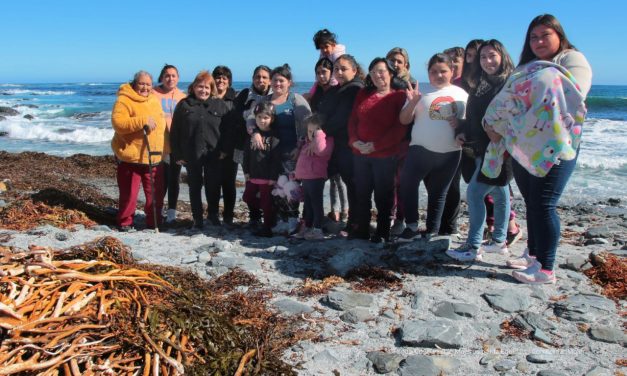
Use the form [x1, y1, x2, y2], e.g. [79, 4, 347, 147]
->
[294, 130, 334, 180]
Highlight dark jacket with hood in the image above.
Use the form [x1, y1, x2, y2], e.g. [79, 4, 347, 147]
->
[170, 95, 238, 163]
[316, 77, 364, 147]
[243, 129, 281, 180]
[457, 78, 512, 186]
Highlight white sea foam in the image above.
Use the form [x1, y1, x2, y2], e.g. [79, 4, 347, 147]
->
[578, 118, 627, 170]
[0, 121, 112, 143]
[0, 89, 76, 96]
[0, 84, 22, 87]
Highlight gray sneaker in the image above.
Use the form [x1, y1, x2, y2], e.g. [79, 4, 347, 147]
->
[391, 220, 406, 236]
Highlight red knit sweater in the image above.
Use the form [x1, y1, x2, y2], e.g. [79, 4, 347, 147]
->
[347, 89, 407, 158]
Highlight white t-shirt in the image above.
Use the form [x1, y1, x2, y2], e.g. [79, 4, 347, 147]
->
[407, 84, 468, 153]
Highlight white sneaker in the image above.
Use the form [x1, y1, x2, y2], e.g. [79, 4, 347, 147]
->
[165, 209, 177, 223]
[506, 248, 536, 269]
[481, 240, 509, 255]
[391, 220, 406, 236]
[512, 266, 556, 285]
[446, 243, 481, 262]
[304, 228, 324, 240]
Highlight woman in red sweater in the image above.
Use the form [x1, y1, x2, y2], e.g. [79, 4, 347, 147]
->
[347, 57, 407, 243]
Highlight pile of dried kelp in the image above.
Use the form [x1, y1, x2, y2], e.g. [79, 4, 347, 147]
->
[0, 198, 97, 231]
[0, 237, 303, 375]
[584, 252, 626, 301]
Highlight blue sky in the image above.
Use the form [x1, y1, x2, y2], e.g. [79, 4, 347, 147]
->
[2, 0, 624, 84]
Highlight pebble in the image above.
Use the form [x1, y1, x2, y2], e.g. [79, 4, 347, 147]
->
[494, 358, 517, 372]
[585, 366, 612, 376]
[273, 299, 314, 315]
[321, 290, 374, 311]
[526, 353, 556, 364]
[588, 326, 626, 344]
[553, 294, 617, 322]
[431, 301, 479, 320]
[340, 307, 374, 324]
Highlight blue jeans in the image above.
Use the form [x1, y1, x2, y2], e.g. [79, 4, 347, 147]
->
[400, 145, 460, 233]
[466, 158, 510, 248]
[512, 149, 579, 270]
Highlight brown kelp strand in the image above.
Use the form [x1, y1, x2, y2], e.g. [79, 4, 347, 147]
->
[583, 252, 627, 301]
[0, 198, 97, 231]
[0, 237, 302, 375]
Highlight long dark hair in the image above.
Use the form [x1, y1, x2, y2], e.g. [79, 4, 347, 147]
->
[461, 39, 484, 91]
[158, 64, 178, 83]
[335, 54, 366, 82]
[466, 39, 514, 92]
[365, 57, 396, 91]
[519, 14, 577, 65]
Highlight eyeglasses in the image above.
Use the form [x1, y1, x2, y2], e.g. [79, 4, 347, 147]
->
[370, 69, 389, 76]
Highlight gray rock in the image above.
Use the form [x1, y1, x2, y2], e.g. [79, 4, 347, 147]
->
[197, 251, 212, 264]
[274, 245, 288, 252]
[517, 361, 529, 373]
[23, 114, 34, 120]
[380, 309, 396, 319]
[90, 225, 112, 232]
[366, 351, 404, 374]
[585, 238, 609, 245]
[27, 225, 57, 236]
[609, 249, 627, 258]
[588, 326, 626, 344]
[526, 353, 556, 364]
[398, 355, 440, 376]
[537, 370, 568, 376]
[431, 301, 479, 320]
[213, 240, 233, 252]
[431, 356, 461, 373]
[340, 307, 374, 323]
[210, 255, 259, 272]
[561, 255, 588, 271]
[532, 328, 553, 345]
[54, 232, 69, 241]
[0, 199, 6, 207]
[479, 354, 499, 365]
[399, 320, 465, 349]
[482, 289, 531, 313]
[553, 294, 616, 322]
[529, 287, 549, 301]
[193, 244, 215, 254]
[0, 106, 19, 116]
[397, 237, 450, 253]
[585, 226, 612, 239]
[411, 290, 426, 309]
[312, 348, 339, 365]
[513, 312, 557, 332]
[321, 290, 374, 311]
[585, 366, 612, 376]
[326, 248, 370, 277]
[494, 358, 517, 372]
[565, 270, 586, 281]
[273, 299, 314, 315]
[180, 255, 198, 264]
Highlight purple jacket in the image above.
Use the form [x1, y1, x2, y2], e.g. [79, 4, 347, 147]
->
[294, 130, 334, 180]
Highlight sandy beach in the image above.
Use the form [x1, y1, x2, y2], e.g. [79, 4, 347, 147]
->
[0, 152, 625, 375]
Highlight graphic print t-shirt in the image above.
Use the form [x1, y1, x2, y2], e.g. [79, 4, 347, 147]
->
[407, 84, 468, 153]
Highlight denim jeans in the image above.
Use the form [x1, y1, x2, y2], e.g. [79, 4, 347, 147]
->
[466, 158, 510, 248]
[513, 149, 579, 270]
[400, 145, 460, 234]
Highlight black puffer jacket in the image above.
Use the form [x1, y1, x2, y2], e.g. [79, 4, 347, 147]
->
[458, 82, 512, 186]
[242, 129, 281, 180]
[316, 77, 364, 147]
[170, 96, 235, 163]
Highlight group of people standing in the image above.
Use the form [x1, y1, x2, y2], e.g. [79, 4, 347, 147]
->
[110, 14, 592, 285]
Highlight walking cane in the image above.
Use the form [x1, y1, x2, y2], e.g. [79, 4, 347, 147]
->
[143, 125, 160, 233]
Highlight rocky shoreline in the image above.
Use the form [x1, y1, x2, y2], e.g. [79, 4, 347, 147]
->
[0, 152, 625, 375]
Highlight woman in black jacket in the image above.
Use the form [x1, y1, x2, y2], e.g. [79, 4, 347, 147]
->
[170, 70, 238, 228]
[316, 54, 365, 233]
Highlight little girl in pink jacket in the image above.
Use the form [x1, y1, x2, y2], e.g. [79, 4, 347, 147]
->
[294, 114, 334, 240]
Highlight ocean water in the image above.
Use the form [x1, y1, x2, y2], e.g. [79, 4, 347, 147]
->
[0, 82, 625, 203]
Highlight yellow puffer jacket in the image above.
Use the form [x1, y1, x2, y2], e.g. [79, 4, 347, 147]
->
[111, 83, 166, 165]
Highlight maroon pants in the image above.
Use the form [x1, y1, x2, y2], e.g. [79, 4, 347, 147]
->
[116, 161, 164, 228]
[242, 181, 276, 229]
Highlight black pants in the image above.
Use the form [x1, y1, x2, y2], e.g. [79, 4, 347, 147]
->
[186, 153, 237, 223]
[302, 178, 326, 228]
[329, 144, 356, 225]
[400, 145, 460, 234]
[163, 160, 183, 210]
[353, 154, 397, 238]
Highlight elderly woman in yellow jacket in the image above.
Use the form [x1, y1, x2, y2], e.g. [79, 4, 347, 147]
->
[111, 70, 166, 231]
